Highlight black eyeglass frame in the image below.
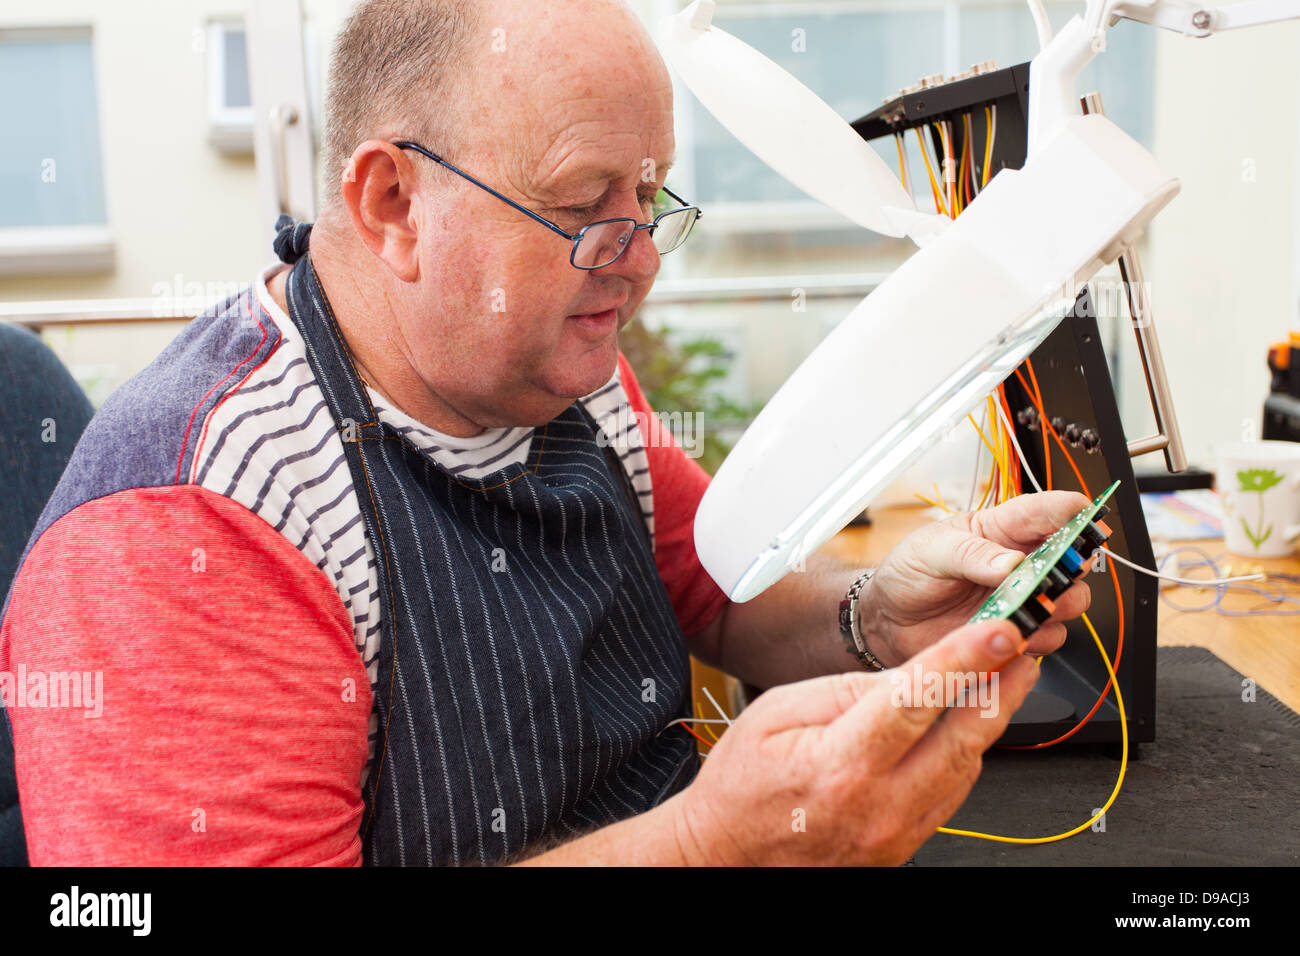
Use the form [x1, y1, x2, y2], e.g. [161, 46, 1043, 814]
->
[392, 140, 702, 270]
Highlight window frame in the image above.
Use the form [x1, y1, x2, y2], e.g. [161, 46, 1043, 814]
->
[206, 18, 255, 154]
[0, 25, 114, 275]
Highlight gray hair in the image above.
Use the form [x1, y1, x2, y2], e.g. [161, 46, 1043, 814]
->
[320, 0, 481, 209]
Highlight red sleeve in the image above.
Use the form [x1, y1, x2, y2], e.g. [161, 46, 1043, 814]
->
[0, 486, 370, 866]
[617, 352, 729, 637]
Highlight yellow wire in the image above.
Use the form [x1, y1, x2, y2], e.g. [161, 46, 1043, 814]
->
[920, 494, 951, 515]
[937, 122, 955, 217]
[962, 112, 975, 204]
[987, 395, 1007, 503]
[894, 132, 910, 196]
[955, 115, 969, 215]
[937, 612, 1127, 844]
[982, 106, 995, 188]
[914, 127, 948, 217]
[695, 702, 720, 743]
[975, 466, 996, 510]
[966, 413, 997, 460]
[968, 411, 998, 510]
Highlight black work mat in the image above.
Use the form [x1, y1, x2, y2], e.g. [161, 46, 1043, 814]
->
[914, 646, 1300, 866]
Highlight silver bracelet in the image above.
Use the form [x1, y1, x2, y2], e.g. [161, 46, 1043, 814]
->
[838, 568, 886, 671]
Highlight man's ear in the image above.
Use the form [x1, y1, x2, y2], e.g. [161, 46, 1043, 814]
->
[340, 140, 422, 282]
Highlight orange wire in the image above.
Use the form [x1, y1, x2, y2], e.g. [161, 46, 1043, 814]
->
[1001, 365, 1127, 749]
[680, 721, 713, 750]
[963, 113, 976, 206]
[695, 702, 720, 742]
[996, 385, 1020, 494]
[1014, 368, 1087, 493]
[1025, 358, 1053, 490]
[956, 118, 968, 214]
[914, 127, 947, 217]
[941, 122, 956, 217]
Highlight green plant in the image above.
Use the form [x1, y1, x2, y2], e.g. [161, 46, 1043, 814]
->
[619, 319, 762, 475]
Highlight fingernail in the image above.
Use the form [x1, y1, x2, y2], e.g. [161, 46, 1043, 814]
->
[992, 552, 1019, 573]
[990, 631, 1018, 655]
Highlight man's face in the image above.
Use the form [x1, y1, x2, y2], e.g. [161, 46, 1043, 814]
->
[401, 1, 677, 429]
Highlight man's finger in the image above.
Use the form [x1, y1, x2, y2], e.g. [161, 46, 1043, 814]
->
[740, 670, 880, 735]
[828, 619, 1027, 771]
[1022, 580, 1090, 655]
[894, 654, 1039, 805]
[967, 491, 1092, 553]
[906, 771, 987, 858]
[1025, 622, 1067, 657]
[911, 522, 1025, 589]
[1047, 579, 1091, 622]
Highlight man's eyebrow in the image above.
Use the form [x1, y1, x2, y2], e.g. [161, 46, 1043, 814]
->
[560, 154, 678, 187]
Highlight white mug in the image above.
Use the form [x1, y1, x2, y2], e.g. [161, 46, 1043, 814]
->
[1216, 440, 1300, 558]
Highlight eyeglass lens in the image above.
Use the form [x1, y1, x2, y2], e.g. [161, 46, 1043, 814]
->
[573, 208, 697, 269]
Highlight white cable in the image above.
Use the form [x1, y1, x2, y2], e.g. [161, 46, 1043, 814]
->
[993, 397, 1265, 588]
[988, 103, 998, 176]
[895, 132, 914, 204]
[994, 398, 1044, 493]
[966, 405, 989, 511]
[662, 718, 730, 732]
[940, 121, 956, 214]
[1107, 546, 1264, 587]
[1027, 0, 1054, 50]
[702, 686, 733, 723]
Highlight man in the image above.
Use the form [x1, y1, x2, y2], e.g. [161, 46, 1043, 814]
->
[0, 0, 1088, 866]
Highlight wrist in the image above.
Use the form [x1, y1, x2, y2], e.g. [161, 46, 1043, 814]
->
[840, 568, 889, 671]
[854, 586, 892, 669]
[669, 791, 722, 866]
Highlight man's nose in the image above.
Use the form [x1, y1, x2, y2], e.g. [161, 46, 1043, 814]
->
[599, 225, 660, 283]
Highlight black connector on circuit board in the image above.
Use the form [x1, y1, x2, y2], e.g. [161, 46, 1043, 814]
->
[1008, 507, 1113, 637]
[968, 481, 1120, 639]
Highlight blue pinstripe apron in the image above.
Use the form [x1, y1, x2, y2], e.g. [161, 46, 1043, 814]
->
[278, 243, 698, 866]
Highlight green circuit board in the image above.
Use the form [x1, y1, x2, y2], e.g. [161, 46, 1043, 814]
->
[969, 480, 1121, 625]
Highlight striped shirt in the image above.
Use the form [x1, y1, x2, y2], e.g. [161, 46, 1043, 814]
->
[1, 263, 726, 865]
[187, 264, 660, 784]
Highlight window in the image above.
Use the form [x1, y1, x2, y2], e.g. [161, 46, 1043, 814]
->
[0, 26, 112, 275]
[206, 20, 254, 153]
[676, 1, 1155, 237]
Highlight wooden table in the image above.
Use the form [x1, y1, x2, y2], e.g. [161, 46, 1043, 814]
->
[820, 504, 1300, 714]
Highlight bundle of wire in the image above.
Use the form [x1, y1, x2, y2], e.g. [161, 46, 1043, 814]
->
[894, 104, 997, 220]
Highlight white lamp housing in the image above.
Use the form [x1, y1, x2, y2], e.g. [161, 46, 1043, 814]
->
[661, 2, 1181, 602]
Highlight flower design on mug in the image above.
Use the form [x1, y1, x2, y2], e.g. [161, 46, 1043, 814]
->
[1237, 468, 1284, 550]
[1237, 469, 1284, 494]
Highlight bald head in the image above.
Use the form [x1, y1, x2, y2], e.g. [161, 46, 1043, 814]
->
[320, 0, 670, 211]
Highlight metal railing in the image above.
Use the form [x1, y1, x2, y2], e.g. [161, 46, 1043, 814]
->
[0, 273, 886, 333]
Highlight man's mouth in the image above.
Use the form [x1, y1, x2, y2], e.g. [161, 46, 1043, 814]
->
[566, 305, 623, 337]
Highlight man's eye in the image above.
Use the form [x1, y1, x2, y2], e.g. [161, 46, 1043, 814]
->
[639, 190, 668, 217]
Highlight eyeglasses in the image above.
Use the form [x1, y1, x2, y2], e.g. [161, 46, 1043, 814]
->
[393, 141, 702, 270]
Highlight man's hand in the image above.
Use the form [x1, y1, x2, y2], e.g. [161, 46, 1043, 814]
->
[671, 619, 1037, 866]
[860, 491, 1094, 666]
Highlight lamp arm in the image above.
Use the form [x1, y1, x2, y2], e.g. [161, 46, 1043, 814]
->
[1029, 0, 1300, 159]
[1105, 0, 1300, 36]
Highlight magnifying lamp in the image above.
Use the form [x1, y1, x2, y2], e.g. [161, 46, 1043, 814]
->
[661, 0, 1196, 602]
